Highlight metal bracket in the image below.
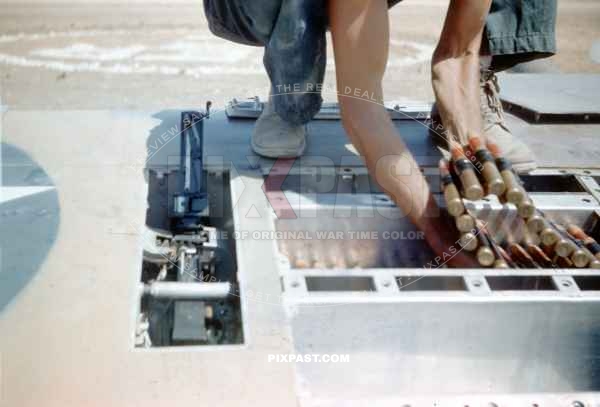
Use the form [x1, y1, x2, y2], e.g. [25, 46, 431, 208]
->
[225, 97, 431, 121]
[172, 111, 210, 231]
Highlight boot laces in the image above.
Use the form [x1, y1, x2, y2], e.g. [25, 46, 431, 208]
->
[481, 71, 505, 124]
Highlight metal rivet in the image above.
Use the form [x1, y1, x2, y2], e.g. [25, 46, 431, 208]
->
[382, 281, 391, 288]
[291, 281, 300, 288]
[562, 280, 572, 288]
[572, 401, 585, 407]
[472, 280, 483, 288]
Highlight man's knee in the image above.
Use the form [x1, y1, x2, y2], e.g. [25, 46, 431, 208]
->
[203, 0, 278, 46]
[271, 91, 322, 126]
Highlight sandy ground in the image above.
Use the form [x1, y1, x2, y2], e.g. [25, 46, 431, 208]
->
[0, 1, 598, 110]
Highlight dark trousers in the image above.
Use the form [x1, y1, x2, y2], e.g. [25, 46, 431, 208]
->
[485, 0, 557, 71]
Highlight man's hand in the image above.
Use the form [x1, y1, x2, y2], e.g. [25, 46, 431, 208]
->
[431, 0, 492, 147]
[421, 209, 480, 268]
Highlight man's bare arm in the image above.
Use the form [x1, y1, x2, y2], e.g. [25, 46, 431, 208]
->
[328, 0, 477, 267]
[432, 0, 492, 146]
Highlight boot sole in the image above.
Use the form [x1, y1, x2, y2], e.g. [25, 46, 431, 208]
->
[251, 137, 307, 159]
